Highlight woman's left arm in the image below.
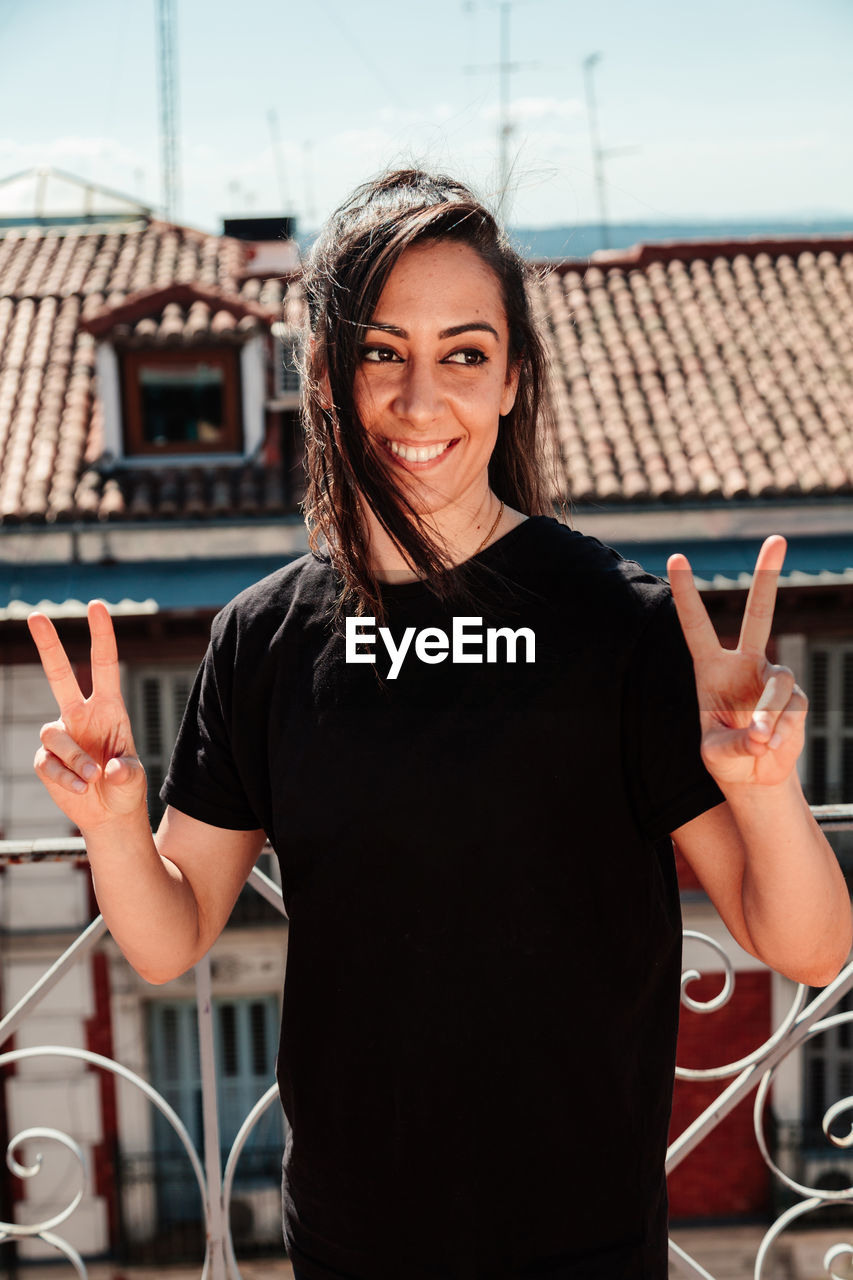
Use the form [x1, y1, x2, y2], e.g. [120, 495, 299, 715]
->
[667, 535, 852, 987]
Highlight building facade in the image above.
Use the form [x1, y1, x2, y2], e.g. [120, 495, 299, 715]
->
[1, 187, 852, 1253]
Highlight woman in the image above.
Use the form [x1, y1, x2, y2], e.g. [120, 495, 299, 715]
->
[29, 170, 850, 1279]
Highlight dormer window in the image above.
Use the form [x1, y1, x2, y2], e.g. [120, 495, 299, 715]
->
[122, 348, 242, 455]
[85, 284, 275, 465]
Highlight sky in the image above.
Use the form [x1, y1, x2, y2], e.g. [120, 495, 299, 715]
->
[1, 0, 852, 235]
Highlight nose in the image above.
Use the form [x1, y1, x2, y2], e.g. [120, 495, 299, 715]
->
[391, 357, 443, 430]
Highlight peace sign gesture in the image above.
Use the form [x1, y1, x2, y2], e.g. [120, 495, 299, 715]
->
[668, 535, 807, 789]
[28, 602, 147, 832]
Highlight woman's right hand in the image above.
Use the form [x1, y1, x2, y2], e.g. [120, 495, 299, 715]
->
[28, 601, 148, 832]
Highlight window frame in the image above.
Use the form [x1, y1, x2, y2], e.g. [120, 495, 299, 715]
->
[147, 995, 285, 1227]
[128, 663, 283, 914]
[802, 986, 853, 1146]
[805, 639, 853, 806]
[128, 664, 200, 827]
[121, 346, 243, 457]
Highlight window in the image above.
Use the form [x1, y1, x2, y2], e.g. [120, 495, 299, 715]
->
[803, 987, 853, 1142]
[122, 348, 242, 455]
[129, 666, 282, 917]
[280, 339, 301, 394]
[807, 643, 853, 806]
[271, 323, 303, 402]
[805, 640, 853, 872]
[130, 666, 198, 827]
[148, 997, 286, 1229]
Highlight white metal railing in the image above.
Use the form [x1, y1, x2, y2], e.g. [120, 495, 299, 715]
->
[0, 808, 852, 1279]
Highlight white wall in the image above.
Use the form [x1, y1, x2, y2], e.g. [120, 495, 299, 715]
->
[1, 663, 110, 1258]
[0, 664, 71, 841]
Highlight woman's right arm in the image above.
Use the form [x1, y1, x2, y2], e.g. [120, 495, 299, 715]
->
[28, 602, 266, 985]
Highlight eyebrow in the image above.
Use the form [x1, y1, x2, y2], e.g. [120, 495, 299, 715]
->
[363, 321, 501, 341]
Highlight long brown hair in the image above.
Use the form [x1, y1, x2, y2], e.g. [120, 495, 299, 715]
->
[301, 169, 555, 618]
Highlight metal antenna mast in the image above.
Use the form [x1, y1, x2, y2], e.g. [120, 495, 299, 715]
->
[496, 0, 514, 219]
[157, 0, 180, 222]
[267, 108, 288, 211]
[582, 54, 639, 254]
[583, 52, 609, 251]
[466, 0, 533, 220]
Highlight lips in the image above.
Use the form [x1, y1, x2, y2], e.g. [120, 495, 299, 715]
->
[382, 437, 457, 464]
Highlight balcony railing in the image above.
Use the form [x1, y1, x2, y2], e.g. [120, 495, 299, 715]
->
[1, 806, 852, 1280]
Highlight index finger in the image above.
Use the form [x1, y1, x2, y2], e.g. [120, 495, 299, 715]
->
[88, 600, 122, 699]
[667, 552, 720, 663]
[27, 612, 85, 714]
[738, 535, 786, 655]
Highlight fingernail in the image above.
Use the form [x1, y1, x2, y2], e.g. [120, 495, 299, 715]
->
[769, 732, 783, 750]
[751, 715, 772, 736]
[72, 778, 87, 793]
[82, 763, 97, 780]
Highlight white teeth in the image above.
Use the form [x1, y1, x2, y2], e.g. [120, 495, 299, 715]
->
[386, 439, 451, 463]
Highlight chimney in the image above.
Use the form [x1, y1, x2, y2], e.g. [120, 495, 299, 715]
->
[223, 215, 300, 278]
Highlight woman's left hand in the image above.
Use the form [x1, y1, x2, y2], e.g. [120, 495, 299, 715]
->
[667, 535, 807, 789]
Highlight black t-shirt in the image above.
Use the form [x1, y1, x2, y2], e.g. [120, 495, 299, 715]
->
[162, 516, 723, 1280]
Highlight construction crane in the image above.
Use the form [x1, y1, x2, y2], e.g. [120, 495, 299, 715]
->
[157, 0, 180, 223]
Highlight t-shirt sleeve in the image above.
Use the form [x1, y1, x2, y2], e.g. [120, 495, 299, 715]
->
[160, 616, 263, 831]
[622, 591, 724, 840]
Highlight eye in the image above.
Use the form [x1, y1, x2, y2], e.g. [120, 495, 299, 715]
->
[443, 348, 489, 366]
[360, 345, 403, 363]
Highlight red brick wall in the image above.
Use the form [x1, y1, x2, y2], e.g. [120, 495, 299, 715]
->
[669, 969, 772, 1220]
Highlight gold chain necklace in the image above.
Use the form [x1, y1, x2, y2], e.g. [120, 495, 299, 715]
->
[472, 499, 504, 557]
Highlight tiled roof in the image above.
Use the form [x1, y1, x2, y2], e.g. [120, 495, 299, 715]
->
[0, 220, 298, 523]
[1, 217, 852, 525]
[541, 239, 853, 503]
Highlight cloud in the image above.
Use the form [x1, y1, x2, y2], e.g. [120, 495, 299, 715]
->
[0, 135, 148, 171]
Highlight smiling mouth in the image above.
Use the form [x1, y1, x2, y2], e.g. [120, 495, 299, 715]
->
[381, 438, 458, 464]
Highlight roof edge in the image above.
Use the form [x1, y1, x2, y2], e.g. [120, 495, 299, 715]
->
[80, 282, 278, 336]
[541, 233, 853, 273]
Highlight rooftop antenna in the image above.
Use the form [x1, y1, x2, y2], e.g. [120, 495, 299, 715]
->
[267, 108, 289, 211]
[583, 52, 608, 250]
[582, 54, 639, 254]
[303, 139, 317, 231]
[157, 0, 180, 222]
[465, 0, 535, 221]
[496, 1, 514, 220]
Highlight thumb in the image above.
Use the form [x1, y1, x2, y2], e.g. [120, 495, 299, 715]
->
[100, 756, 149, 814]
[102, 755, 146, 786]
[707, 726, 767, 761]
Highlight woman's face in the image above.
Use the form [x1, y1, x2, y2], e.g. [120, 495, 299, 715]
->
[352, 239, 519, 519]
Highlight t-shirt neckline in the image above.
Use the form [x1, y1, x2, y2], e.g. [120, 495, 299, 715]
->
[376, 513, 553, 599]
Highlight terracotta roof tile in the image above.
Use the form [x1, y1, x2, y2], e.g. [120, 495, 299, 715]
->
[541, 239, 853, 504]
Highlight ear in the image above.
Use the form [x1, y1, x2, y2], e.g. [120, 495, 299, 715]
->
[500, 359, 521, 417]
